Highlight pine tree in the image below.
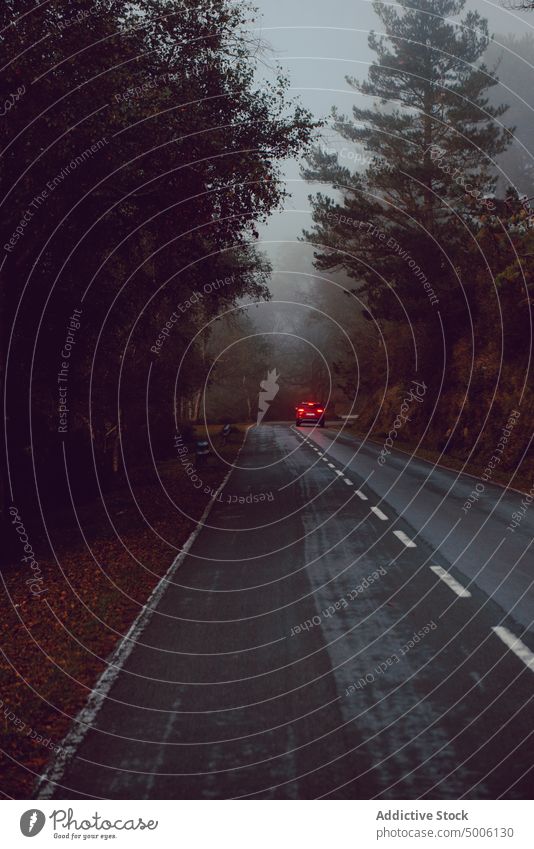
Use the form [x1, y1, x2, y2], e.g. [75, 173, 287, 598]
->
[0, 0, 315, 536]
[303, 0, 511, 324]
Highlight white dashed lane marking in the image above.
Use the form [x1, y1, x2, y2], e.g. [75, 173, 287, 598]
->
[293, 428, 522, 680]
[393, 529, 417, 548]
[370, 506, 388, 520]
[492, 626, 534, 673]
[430, 565, 471, 598]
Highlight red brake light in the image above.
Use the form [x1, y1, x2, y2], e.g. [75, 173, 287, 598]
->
[297, 408, 304, 413]
[317, 408, 324, 413]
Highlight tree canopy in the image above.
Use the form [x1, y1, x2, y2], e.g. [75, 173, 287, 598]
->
[0, 0, 315, 527]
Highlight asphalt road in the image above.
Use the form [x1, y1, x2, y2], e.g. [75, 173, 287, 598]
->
[42, 423, 534, 799]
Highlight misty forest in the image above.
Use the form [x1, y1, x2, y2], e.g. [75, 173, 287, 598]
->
[2, 0, 534, 802]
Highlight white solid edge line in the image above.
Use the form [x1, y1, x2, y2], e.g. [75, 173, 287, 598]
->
[34, 426, 253, 799]
[492, 626, 534, 673]
[430, 565, 471, 598]
[370, 506, 388, 520]
[393, 529, 417, 548]
[355, 490, 368, 501]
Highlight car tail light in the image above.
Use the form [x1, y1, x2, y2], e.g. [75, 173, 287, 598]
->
[297, 408, 304, 413]
[317, 408, 324, 413]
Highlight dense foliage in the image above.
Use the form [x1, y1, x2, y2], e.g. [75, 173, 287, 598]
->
[302, 0, 533, 473]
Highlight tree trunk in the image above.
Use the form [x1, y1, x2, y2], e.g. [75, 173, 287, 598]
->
[192, 389, 202, 422]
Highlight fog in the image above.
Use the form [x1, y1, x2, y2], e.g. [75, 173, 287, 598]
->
[253, 0, 534, 248]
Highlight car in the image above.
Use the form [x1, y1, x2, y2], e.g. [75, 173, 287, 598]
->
[295, 401, 326, 427]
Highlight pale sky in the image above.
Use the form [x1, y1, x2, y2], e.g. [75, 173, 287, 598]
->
[251, 0, 534, 248]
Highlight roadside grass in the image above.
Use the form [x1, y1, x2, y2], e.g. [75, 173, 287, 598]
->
[0, 425, 247, 798]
